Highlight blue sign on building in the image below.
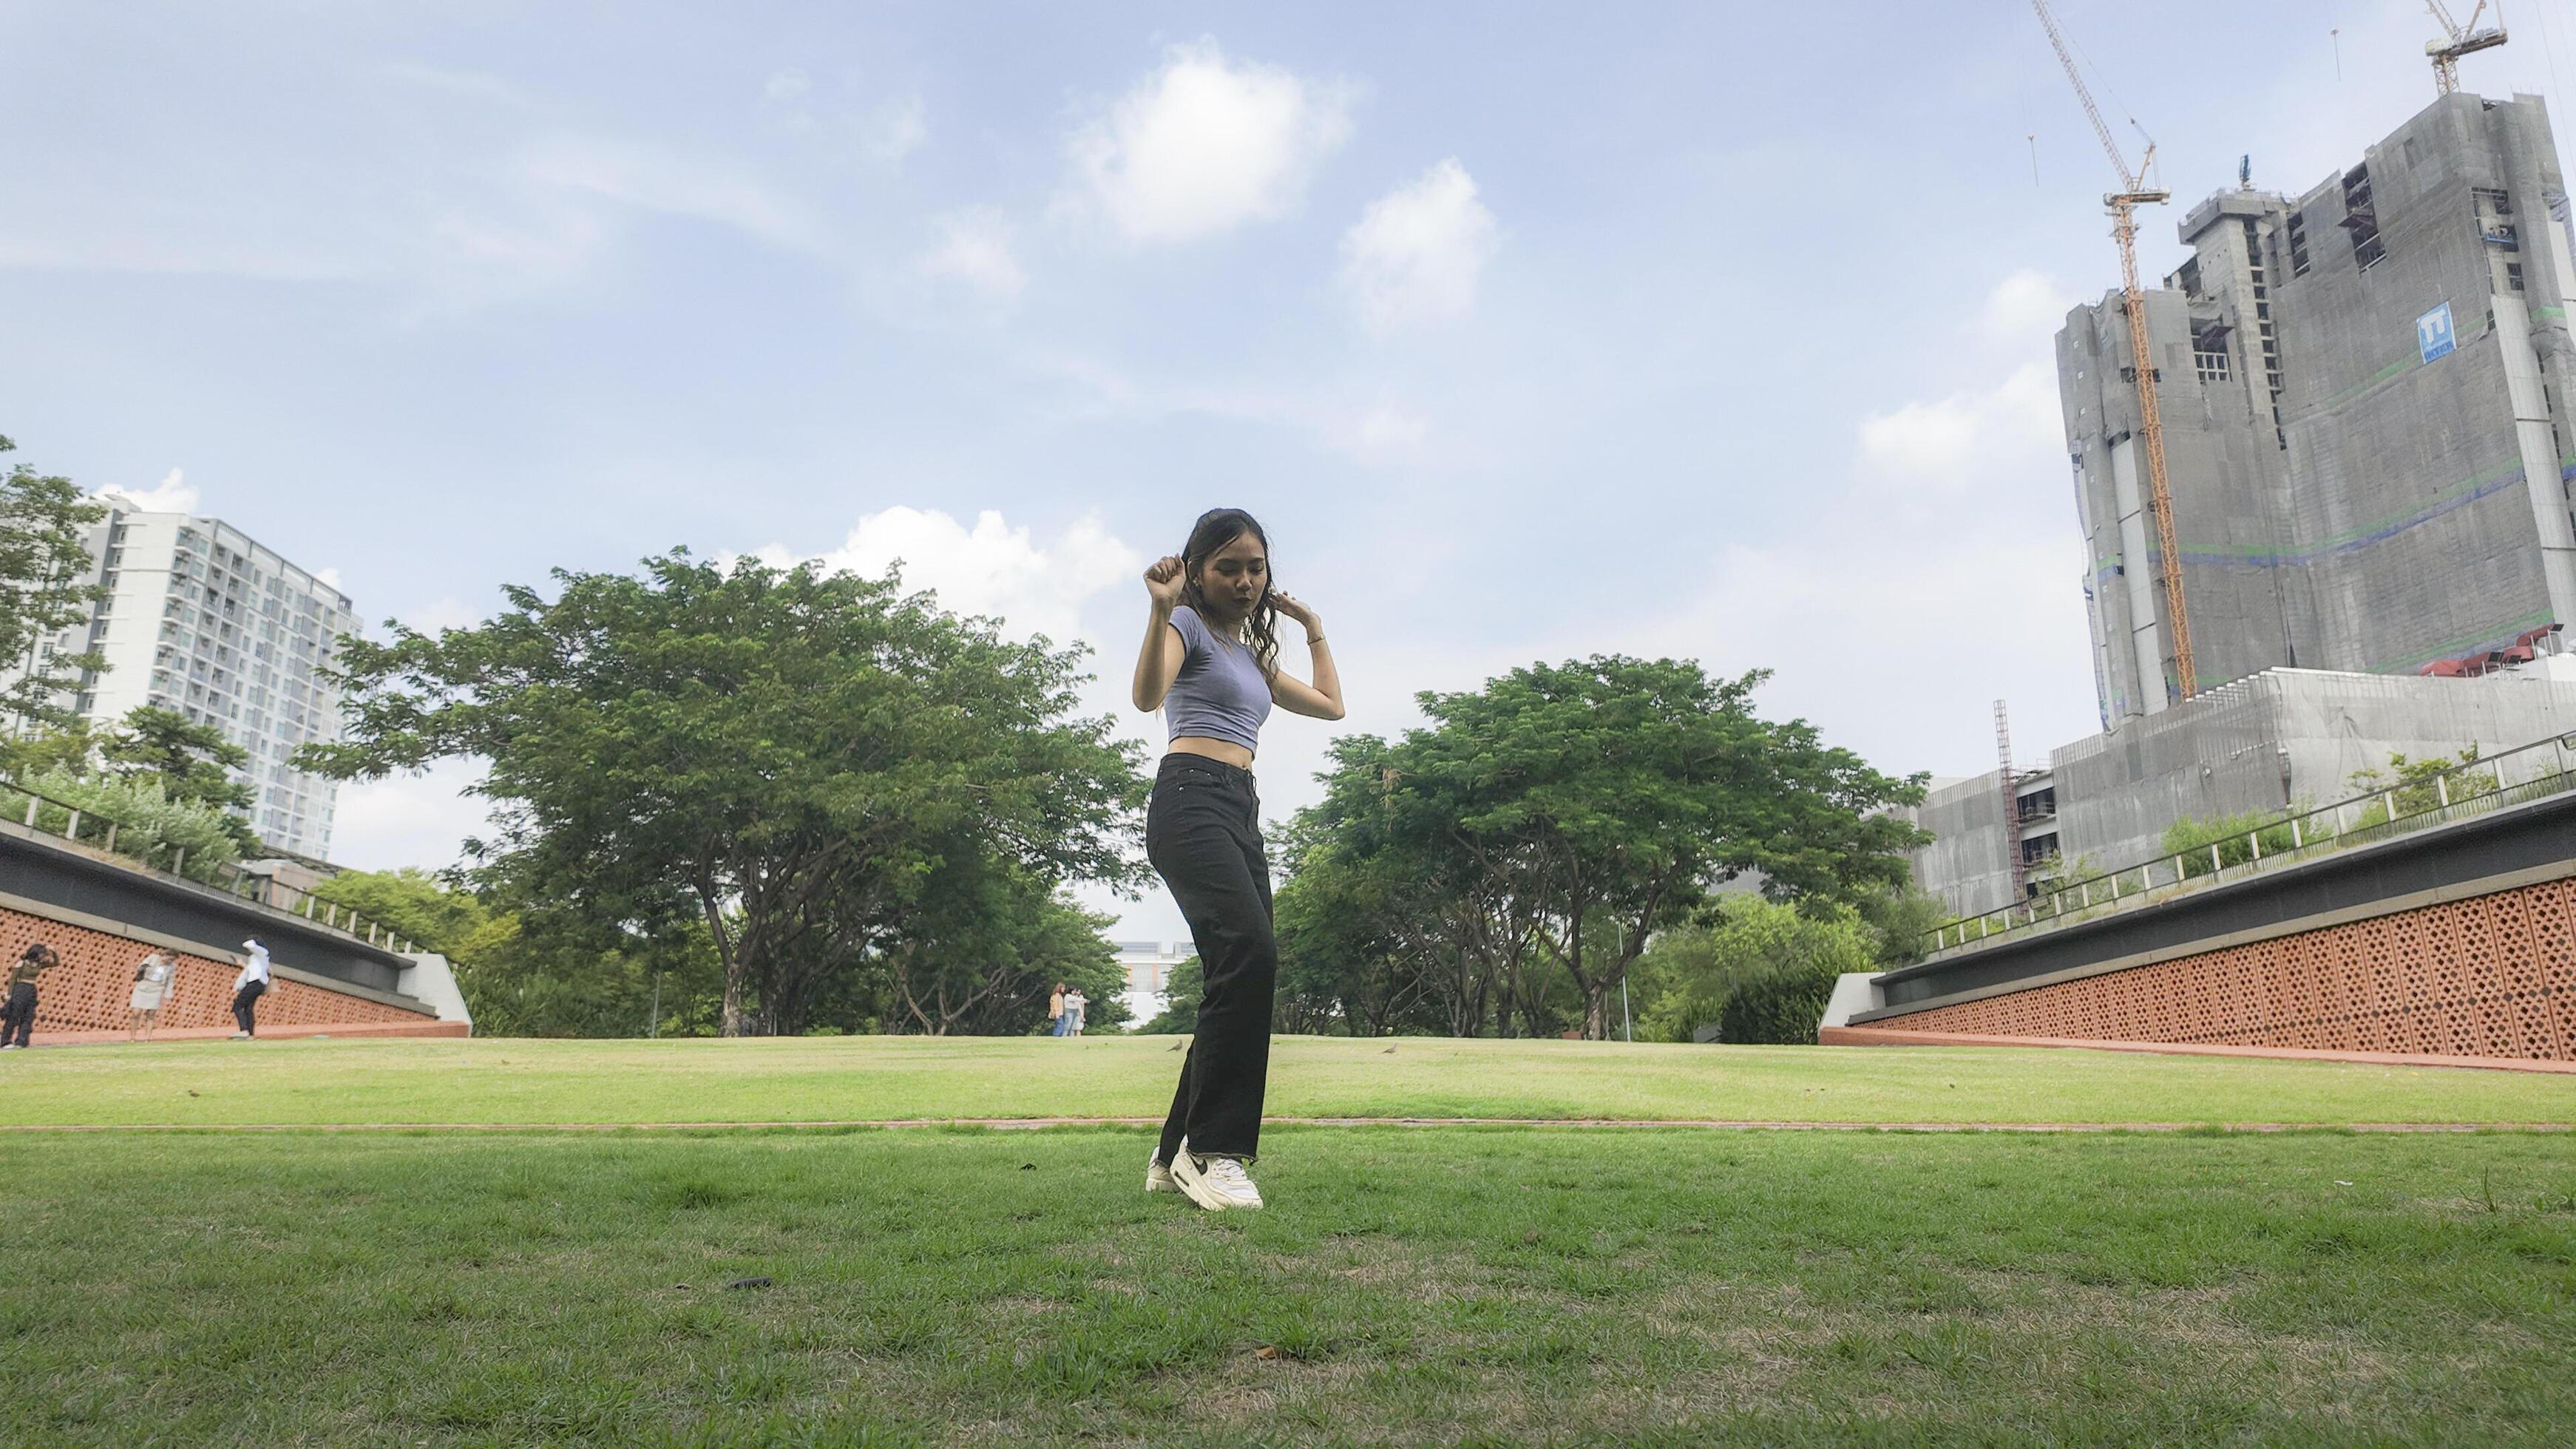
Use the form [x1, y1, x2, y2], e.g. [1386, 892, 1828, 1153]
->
[2418, 301, 2457, 364]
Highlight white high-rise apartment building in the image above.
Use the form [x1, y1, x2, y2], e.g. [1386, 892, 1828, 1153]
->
[21, 504, 359, 859]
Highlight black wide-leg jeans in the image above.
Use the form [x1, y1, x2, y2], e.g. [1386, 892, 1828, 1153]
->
[1148, 754, 1276, 1162]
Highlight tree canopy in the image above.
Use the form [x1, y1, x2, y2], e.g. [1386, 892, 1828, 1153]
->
[0, 434, 109, 736]
[1273, 657, 1928, 1039]
[299, 549, 1148, 1036]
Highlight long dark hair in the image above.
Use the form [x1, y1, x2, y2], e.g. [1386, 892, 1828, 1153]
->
[1179, 507, 1280, 678]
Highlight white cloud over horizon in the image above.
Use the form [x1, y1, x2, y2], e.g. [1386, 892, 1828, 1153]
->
[1064, 39, 1354, 245]
[748, 505, 1142, 648]
[1978, 268, 2078, 346]
[97, 467, 200, 513]
[328, 757, 498, 878]
[1857, 361, 2061, 500]
[918, 208, 1026, 302]
[1338, 157, 1498, 334]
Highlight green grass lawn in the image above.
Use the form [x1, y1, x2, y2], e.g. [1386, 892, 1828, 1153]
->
[4, 1127, 2572, 1445]
[2, 1034, 2571, 1127]
[4, 1039, 2572, 1444]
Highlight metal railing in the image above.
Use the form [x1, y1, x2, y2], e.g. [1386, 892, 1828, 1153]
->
[1, 776, 416, 955]
[1922, 730, 2576, 955]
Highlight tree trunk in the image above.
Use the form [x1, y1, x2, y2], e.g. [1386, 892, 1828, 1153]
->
[702, 885, 748, 1038]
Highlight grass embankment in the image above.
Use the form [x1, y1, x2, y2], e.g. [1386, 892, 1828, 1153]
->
[2, 1034, 2572, 1127]
[5, 1128, 2573, 1444]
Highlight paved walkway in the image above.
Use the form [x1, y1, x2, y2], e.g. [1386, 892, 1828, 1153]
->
[1, 1116, 2565, 1133]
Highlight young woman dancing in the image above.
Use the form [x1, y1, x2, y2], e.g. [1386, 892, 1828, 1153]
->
[1130, 507, 1343, 1211]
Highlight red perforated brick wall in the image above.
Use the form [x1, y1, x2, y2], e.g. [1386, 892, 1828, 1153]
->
[0, 904, 435, 1034]
[1885, 878, 2576, 1062]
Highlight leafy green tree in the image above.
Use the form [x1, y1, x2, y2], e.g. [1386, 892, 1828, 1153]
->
[0, 718, 97, 778]
[884, 854, 1128, 1036]
[1139, 956, 1202, 1034]
[451, 908, 723, 1039]
[1854, 885, 1951, 968]
[1329, 659, 1926, 1038]
[1285, 732, 1539, 1036]
[309, 868, 491, 957]
[101, 705, 260, 852]
[299, 550, 1148, 1036]
[0, 435, 110, 736]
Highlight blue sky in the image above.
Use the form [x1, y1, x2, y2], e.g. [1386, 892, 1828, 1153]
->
[7, 1, 2571, 940]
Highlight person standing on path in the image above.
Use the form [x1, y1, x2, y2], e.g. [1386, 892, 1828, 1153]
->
[1, 943, 58, 1051]
[129, 951, 176, 1040]
[230, 939, 271, 1039]
[1067, 988, 1088, 1037]
[1130, 508, 1343, 1211]
[1048, 982, 1069, 1037]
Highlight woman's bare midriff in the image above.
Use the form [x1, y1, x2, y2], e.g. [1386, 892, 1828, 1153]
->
[1167, 736, 1255, 769]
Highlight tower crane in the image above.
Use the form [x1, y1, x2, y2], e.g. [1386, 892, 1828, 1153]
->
[2030, 0, 2194, 700]
[2427, 2, 2507, 96]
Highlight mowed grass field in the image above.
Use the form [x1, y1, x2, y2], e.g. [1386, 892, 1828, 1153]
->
[1, 1038, 2572, 1445]
[4, 1033, 2575, 1127]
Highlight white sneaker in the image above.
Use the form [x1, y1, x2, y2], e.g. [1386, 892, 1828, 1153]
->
[1146, 1150, 1176, 1194]
[229, 1031, 250, 1039]
[0, 1043, 18, 1051]
[1169, 1142, 1264, 1211]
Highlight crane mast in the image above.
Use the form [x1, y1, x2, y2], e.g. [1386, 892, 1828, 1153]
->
[2030, 0, 2194, 702]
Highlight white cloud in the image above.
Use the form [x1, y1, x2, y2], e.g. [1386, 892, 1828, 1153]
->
[328, 757, 498, 875]
[1617, 529, 2101, 782]
[1065, 38, 1353, 245]
[1338, 158, 1498, 334]
[750, 506, 1141, 647]
[1857, 362, 2060, 496]
[919, 208, 1024, 302]
[862, 95, 929, 165]
[314, 566, 345, 592]
[1013, 342, 1438, 466]
[97, 468, 200, 512]
[764, 69, 813, 104]
[1979, 268, 2078, 345]
[521, 135, 822, 252]
[1332, 401, 1431, 461]
[399, 596, 484, 635]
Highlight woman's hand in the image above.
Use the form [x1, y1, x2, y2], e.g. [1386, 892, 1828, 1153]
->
[1144, 554, 1187, 610]
[1272, 589, 1321, 637]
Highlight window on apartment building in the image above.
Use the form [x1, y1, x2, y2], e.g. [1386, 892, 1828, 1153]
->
[2194, 350, 2231, 381]
[2288, 210, 2311, 275]
[2509, 261, 2526, 291]
[2342, 165, 2384, 269]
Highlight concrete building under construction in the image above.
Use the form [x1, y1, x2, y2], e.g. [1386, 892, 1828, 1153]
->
[1912, 88, 2576, 920]
[2064, 90, 2576, 722]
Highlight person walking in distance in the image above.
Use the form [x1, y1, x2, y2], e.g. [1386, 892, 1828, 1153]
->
[1048, 981, 1069, 1037]
[1, 943, 58, 1051]
[1131, 508, 1344, 1211]
[1066, 987, 1088, 1038]
[230, 939, 271, 1039]
[129, 951, 176, 1041]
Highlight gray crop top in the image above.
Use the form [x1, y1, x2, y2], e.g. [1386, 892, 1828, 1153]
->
[1163, 604, 1273, 752]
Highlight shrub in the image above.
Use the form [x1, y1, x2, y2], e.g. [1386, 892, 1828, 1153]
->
[1717, 962, 1843, 1045]
[1, 767, 244, 883]
[2348, 748, 2498, 820]
[2160, 809, 2299, 880]
[1633, 896, 1875, 1045]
